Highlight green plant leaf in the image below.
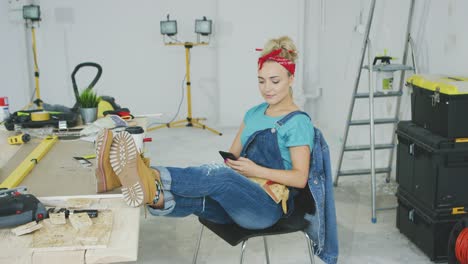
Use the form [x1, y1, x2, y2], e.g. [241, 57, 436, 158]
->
[78, 88, 101, 108]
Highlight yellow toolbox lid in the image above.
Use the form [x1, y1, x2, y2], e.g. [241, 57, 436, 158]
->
[406, 74, 468, 95]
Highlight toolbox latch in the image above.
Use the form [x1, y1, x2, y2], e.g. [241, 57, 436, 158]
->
[452, 207, 467, 215]
[431, 87, 440, 107]
[408, 209, 415, 223]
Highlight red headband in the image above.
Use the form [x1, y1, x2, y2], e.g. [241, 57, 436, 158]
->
[257, 48, 296, 75]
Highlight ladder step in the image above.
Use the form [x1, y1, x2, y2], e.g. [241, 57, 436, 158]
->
[362, 64, 414, 72]
[355, 91, 402, 98]
[349, 118, 398, 126]
[338, 167, 391, 176]
[344, 144, 395, 152]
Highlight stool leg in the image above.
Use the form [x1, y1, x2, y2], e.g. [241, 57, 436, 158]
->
[303, 232, 315, 264]
[263, 237, 271, 264]
[192, 225, 205, 264]
[240, 240, 248, 264]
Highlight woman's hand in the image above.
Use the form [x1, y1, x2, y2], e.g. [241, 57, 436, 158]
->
[225, 157, 261, 178]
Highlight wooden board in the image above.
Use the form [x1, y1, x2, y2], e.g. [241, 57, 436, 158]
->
[32, 210, 113, 251]
[32, 251, 85, 264]
[0, 119, 148, 263]
[0, 129, 20, 169]
[0, 117, 148, 196]
[0, 196, 139, 264]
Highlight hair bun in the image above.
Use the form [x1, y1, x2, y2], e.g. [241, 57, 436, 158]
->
[261, 36, 298, 63]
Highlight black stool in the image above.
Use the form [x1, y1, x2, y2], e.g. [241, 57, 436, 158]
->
[192, 188, 316, 264]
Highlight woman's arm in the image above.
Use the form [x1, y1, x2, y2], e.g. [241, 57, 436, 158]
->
[226, 145, 310, 188]
[228, 122, 245, 157]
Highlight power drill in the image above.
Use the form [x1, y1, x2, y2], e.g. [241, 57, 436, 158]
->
[0, 187, 47, 228]
[0, 187, 99, 229]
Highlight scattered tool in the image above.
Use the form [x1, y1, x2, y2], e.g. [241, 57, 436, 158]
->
[8, 133, 31, 145]
[73, 154, 96, 168]
[0, 186, 28, 198]
[4, 110, 78, 131]
[30, 111, 50, 121]
[0, 188, 46, 228]
[73, 157, 93, 167]
[47, 207, 98, 219]
[103, 109, 133, 120]
[0, 187, 98, 229]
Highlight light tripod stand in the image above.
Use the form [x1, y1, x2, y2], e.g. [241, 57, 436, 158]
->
[23, 5, 43, 110]
[148, 42, 222, 136]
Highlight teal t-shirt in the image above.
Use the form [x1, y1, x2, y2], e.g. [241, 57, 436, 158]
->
[241, 103, 315, 170]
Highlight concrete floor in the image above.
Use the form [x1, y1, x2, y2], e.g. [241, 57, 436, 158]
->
[132, 125, 434, 264]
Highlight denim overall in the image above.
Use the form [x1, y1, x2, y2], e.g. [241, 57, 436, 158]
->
[240, 110, 310, 213]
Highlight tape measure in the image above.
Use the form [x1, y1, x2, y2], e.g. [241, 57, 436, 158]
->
[30, 111, 50, 121]
[8, 134, 31, 145]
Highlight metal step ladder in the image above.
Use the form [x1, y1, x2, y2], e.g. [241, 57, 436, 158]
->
[334, 0, 418, 223]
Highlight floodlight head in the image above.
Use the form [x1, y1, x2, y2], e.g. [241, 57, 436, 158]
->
[23, 5, 41, 21]
[160, 14, 177, 36]
[195, 16, 212, 36]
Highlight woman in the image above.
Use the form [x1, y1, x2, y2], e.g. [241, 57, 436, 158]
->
[96, 36, 315, 230]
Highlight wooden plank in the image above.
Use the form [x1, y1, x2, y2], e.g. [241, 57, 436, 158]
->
[18, 140, 112, 197]
[0, 119, 147, 262]
[32, 251, 85, 264]
[0, 136, 58, 189]
[85, 208, 139, 263]
[0, 128, 23, 170]
[0, 196, 139, 264]
[32, 211, 113, 251]
[0, 228, 34, 261]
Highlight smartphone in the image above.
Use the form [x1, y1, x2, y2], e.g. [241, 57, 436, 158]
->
[219, 151, 238, 161]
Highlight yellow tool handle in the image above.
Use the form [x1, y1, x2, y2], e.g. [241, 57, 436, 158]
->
[8, 134, 31, 145]
[82, 154, 96, 159]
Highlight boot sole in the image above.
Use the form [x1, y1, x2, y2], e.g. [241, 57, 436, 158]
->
[95, 129, 111, 192]
[109, 131, 145, 207]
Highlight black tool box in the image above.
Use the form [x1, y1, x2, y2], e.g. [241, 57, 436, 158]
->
[407, 75, 468, 139]
[397, 191, 466, 262]
[396, 121, 468, 212]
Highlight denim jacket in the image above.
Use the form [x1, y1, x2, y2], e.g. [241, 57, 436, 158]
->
[242, 110, 339, 263]
[306, 127, 339, 264]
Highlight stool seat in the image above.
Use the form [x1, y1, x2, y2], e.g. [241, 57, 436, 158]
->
[192, 188, 316, 264]
[192, 206, 315, 264]
[198, 207, 309, 246]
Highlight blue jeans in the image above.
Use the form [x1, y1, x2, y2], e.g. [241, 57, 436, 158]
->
[148, 164, 283, 230]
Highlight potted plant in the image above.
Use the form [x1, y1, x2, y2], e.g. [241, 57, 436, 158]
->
[78, 87, 101, 124]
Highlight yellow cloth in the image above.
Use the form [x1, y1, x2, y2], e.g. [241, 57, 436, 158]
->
[248, 177, 289, 214]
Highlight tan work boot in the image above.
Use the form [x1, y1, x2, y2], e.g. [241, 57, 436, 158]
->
[95, 129, 122, 193]
[109, 131, 162, 207]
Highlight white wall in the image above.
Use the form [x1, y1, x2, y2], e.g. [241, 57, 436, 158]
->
[216, 0, 306, 126]
[0, 0, 308, 128]
[1, 0, 219, 123]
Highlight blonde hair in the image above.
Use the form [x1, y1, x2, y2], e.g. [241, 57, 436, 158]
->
[261, 36, 298, 64]
[261, 36, 297, 96]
